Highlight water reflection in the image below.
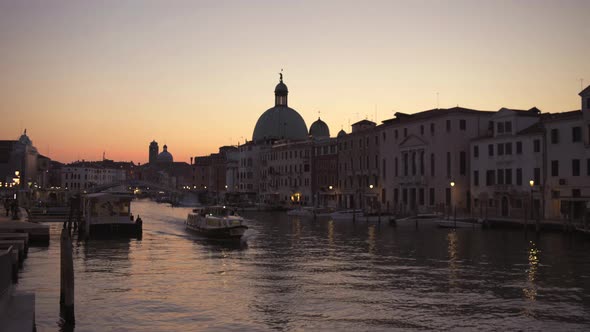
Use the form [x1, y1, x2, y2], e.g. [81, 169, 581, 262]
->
[523, 240, 540, 303]
[367, 225, 376, 255]
[447, 231, 458, 289]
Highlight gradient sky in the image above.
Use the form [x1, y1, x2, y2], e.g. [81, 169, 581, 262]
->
[1, 0, 588, 164]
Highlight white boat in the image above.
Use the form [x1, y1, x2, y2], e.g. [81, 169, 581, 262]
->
[436, 218, 481, 229]
[186, 206, 248, 239]
[82, 193, 142, 238]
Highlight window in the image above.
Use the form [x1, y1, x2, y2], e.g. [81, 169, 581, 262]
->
[460, 151, 466, 175]
[551, 160, 559, 177]
[572, 127, 582, 142]
[516, 141, 522, 154]
[430, 153, 435, 176]
[402, 188, 408, 204]
[430, 123, 435, 135]
[534, 168, 540, 185]
[497, 122, 505, 133]
[505, 142, 512, 155]
[420, 152, 425, 175]
[497, 169, 504, 185]
[505, 168, 512, 185]
[411, 152, 417, 175]
[533, 139, 540, 153]
[382, 159, 386, 179]
[395, 157, 398, 177]
[486, 170, 495, 186]
[516, 168, 522, 185]
[429, 188, 435, 205]
[474, 145, 479, 158]
[505, 121, 512, 132]
[446, 188, 451, 206]
[419, 188, 425, 205]
[460, 119, 466, 130]
[420, 125, 424, 135]
[446, 152, 451, 178]
[446, 120, 451, 132]
[395, 130, 398, 139]
[573, 189, 581, 198]
[404, 128, 407, 137]
[488, 144, 494, 156]
[474, 170, 479, 186]
[394, 188, 399, 203]
[403, 153, 408, 176]
[551, 128, 559, 144]
[497, 143, 504, 156]
[572, 159, 580, 176]
[587, 98, 590, 109]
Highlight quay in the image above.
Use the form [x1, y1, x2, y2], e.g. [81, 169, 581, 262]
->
[0, 207, 49, 332]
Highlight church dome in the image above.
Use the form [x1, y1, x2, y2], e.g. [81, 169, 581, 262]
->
[274, 81, 288, 94]
[337, 129, 347, 138]
[157, 145, 173, 163]
[18, 129, 32, 146]
[253, 106, 308, 142]
[309, 117, 330, 138]
[252, 75, 308, 143]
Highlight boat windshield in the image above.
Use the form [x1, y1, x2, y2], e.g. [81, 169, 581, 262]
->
[202, 207, 238, 217]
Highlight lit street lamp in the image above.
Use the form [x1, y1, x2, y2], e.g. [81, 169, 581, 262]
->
[529, 180, 535, 230]
[450, 181, 456, 225]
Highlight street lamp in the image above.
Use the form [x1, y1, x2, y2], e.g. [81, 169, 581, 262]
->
[450, 181, 456, 224]
[529, 180, 535, 227]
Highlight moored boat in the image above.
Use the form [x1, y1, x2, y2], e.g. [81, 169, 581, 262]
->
[436, 218, 481, 229]
[82, 193, 142, 238]
[186, 206, 248, 239]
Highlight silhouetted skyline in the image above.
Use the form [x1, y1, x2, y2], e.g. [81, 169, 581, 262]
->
[1, 0, 588, 163]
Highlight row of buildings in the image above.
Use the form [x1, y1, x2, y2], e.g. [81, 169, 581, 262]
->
[193, 76, 590, 223]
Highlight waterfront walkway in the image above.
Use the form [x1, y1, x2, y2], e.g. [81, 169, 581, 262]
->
[0, 207, 38, 332]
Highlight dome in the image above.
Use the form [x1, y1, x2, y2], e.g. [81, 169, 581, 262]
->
[157, 145, 173, 163]
[18, 129, 32, 146]
[274, 81, 288, 95]
[337, 129, 347, 138]
[252, 75, 308, 143]
[309, 117, 330, 138]
[252, 105, 308, 142]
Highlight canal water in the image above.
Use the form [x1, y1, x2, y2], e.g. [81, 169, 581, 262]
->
[16, 200, 590, 331]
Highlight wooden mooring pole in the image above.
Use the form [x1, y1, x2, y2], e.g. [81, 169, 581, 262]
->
[60, 227, 75, 325]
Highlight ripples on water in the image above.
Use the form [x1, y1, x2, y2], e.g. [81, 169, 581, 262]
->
[15, 200, 590, 331]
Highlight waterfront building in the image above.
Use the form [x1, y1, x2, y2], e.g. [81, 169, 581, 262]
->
[378, 108, 493, 215]
[260, 139, 313, 206]
[310, 118, 339, 208]
[543, 106, 590, 222]
[470, 107, 544, 220]
[0, 130, 43, 190]
[61, 161, 128, 192]
[337, 119, 381, 211]
[192, 146, 238, 203]
[237, 74, 315, 206]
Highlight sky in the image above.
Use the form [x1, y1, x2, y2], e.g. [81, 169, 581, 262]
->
[1, 0, 589, 164]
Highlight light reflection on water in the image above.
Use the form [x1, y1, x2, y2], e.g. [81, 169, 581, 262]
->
[15, 200, 590, 331]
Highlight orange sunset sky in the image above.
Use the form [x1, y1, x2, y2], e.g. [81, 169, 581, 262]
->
[1, 0, 589, 164]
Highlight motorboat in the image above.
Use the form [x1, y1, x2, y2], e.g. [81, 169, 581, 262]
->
[82, 193, 142, 238]
[186, 206, 248, 239]
[436, 218, 481, 229]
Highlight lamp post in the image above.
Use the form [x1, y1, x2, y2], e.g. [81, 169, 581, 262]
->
[450, 181, 456, 227]
[529, 180, 534, 230]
